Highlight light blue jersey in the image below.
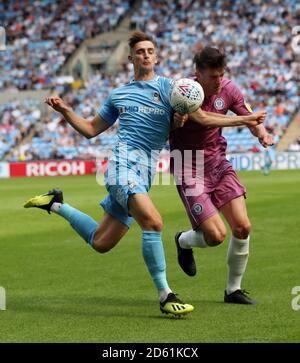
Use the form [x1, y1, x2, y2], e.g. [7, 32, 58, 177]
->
[98, 76, 174, 227]
[98, 76, 173, 156]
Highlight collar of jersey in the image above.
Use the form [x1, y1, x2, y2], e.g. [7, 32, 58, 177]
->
[130, 75, 160, 83]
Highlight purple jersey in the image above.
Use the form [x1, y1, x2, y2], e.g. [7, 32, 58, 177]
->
[169, 77, 251, 168]
[170, 77, 251, 228]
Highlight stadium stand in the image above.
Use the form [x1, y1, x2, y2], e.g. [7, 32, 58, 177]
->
[0, 0, 131, 91]
[130, 0, 300, 153]
[0, 0, 132, 160]
[1, 0, 300, 160]
[0, 99, 41, 160]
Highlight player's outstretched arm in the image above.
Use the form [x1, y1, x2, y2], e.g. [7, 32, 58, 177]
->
[248, 124, 274, 147]
[45, 96, 109, 138]
[189, 108, 267, 127]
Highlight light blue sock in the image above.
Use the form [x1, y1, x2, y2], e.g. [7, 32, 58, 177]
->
[142, 231, 170, 292]
[55, 203, 98, 246]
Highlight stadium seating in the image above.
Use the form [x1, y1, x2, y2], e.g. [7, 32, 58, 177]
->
[1, 0, 300, 160]
[0, 99, 41, 160]
[130, 0, 300, 153]
[0, 0, 130, 91]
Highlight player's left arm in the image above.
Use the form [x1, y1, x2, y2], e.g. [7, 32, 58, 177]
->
[189, 107, 266, 127]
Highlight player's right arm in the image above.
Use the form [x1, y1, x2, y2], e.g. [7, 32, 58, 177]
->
[189, 108, 266, 127]
[45, 96, 110, 138]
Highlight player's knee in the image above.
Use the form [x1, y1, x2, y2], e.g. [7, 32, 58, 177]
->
[141, 216, 163, 232]
[149, 218, 163, 232]
[232, 221, 251, 239]
[206, 229, 226, 246]
[92, 237, 114, 253]
[93, 243, 112, 254]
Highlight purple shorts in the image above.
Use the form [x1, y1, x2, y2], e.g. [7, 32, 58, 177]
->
[176, 160, 246, 230]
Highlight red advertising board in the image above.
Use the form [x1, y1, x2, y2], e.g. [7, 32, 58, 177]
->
[10, 160, 96, 177]
[5, 157, 171, 178]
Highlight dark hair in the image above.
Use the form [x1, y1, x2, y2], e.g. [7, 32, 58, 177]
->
[128, 31, 156, 49]
[193, 47, 227, 70]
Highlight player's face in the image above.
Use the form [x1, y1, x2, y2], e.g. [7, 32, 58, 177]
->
[129, 41, 157, 73]
[196, 67, 225, 97]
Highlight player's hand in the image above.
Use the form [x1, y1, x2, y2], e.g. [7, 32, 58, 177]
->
[243, 110, 267, 126]
[258, 133, 274, 148]
[252, 110, 267, 124]
[173, 112, 188, 129]
[45, 96, 72, 113]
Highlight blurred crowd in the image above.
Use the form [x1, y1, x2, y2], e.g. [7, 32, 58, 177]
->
[131, 0, 300, 152]
[0, 0, 130, 91]
[288, 136, 300, 151]
[0, 99, 41, 160]
[1, 0, 300, 161]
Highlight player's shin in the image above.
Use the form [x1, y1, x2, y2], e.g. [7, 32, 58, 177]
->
[226, 234, 250, 294]
[52, 203, 98, 246]
[142, 231, 171, 302]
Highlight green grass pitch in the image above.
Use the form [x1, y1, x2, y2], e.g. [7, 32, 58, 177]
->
[0, 170, 300, 342]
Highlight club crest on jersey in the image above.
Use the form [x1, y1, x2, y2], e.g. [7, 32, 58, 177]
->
[192, 203, 203, 215]
[214, 98, 225, 110]
[153, 91, 161, 103]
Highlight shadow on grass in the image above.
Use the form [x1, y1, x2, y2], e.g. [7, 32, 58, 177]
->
[9, 294, 197, 319]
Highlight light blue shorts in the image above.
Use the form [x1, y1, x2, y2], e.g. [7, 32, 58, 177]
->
[100, 158, 153, 228]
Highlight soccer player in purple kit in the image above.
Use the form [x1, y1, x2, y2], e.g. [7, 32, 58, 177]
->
[170, 47, 274, 304]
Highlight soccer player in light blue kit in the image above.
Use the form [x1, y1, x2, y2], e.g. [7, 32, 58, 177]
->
[24, 31, 266, 316]
[262, 146, 276, 175]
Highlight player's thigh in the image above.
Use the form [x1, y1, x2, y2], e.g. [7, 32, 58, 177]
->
[176, 184, 218, 230]
[220, 196, 251, 238]
[198, 213, 227, 246]
[93, 212, 129, 252]
[128, 193, 163, 231]
[176, 185, 226, 245]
